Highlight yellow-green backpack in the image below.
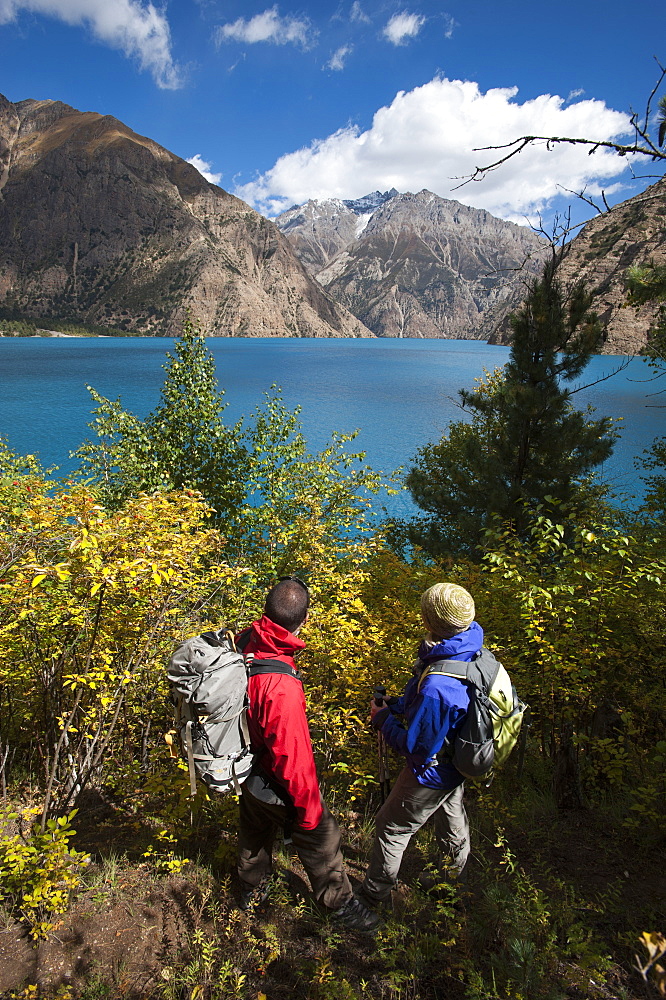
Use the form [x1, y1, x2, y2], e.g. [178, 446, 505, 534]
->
[419, 648, 527, 780]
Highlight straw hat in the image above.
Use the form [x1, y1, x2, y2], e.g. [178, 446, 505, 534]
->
[420, 583, 475, 638]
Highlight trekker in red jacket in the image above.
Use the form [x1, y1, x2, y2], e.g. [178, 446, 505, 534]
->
[235, 576, 378, 932]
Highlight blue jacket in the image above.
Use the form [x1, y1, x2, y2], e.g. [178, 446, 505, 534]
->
[372, 622, 484, 789]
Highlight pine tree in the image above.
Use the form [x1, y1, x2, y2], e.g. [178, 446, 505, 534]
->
[405, 256, 617, 557]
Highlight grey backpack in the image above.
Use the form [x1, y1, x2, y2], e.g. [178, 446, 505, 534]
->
[168, 629, 254, 796]
[167, 628, 297, 797]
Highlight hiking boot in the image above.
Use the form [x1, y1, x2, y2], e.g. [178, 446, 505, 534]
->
[238, 875, 273, 911]
[332, 894, 380, 933]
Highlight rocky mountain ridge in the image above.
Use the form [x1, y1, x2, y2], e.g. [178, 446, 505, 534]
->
[277, 190, 399, 274]
[3, 89, 663, 350]
[0, 94, 371, 338]
[551, 179, 666, 354]
[486, 179, 666, 354]
[342, 189, 398, 215]
[276, 190, 546, 340]
[278, 181, 666, 351]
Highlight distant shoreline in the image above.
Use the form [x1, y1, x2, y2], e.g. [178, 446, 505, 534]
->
[0, 331, 634, 355]
[0, 331, 115, 338]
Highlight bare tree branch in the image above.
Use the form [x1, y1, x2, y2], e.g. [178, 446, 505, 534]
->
[569, 356, 633, 395]
[452, 65, 666, 191]
[639, 59, 666, 135]
[556, 185, 612, 215]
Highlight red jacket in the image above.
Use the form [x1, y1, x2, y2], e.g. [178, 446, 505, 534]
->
[237, 615, 323, 831]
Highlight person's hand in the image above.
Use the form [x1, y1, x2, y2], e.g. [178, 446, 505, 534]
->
[370, 696, 387, 719]
[370, 701, 390, 731]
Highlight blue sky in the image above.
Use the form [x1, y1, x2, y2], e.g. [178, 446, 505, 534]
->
[1, 0, 665, 228]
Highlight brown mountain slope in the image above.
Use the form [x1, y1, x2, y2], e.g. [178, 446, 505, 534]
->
[554, 178, 666, 353]
[0, 94, 372, 338]
[488, 178, 666, 353]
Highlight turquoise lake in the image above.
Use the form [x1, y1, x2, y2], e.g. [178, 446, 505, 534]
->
[0, 337, 662, 517]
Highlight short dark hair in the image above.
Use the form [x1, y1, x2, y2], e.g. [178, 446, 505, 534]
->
[264, 578, 310, 633]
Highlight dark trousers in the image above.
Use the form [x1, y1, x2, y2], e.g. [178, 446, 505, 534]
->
[238, 783, 352, 910]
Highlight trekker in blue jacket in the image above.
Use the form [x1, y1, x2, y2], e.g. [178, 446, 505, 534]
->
[358, 582, 480, 906]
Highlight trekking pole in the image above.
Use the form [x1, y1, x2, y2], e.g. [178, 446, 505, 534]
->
[373, 685, 391, 803]
[380, 735, 390, 802]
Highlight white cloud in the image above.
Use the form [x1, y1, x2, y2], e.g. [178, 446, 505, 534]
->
[215, 6, 314, 48]
[350, 1, 370, 24]
[327, 44, 351, 70]
[567, 88, 585, 102]
[187, 154, 222, 186]
[383, 10, 425, 45]
[234, 77, 632, 220]
[442, 13, 456, 39]
[0, 0, 182, 88]
[226, 53, 246, 73]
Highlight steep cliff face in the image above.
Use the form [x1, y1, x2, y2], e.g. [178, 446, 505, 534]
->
[553, 179, 666, 354]
[0, 94, 372, 338]
[488, 179, 666, 353]
[276, 190, 545, 339]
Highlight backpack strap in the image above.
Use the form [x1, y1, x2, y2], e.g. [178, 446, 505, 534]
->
[418, 649, 501, 695]
[417, 658, 473, 692]
[247, 658, 302, 683]
[244, 659, 302, 767]
[235, 628, 251, 653]
[184, 720, 198, 797]
[244, 658, 302, 821]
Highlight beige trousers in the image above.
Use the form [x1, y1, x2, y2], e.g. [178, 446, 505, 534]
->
[361, 765, 469, 903]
